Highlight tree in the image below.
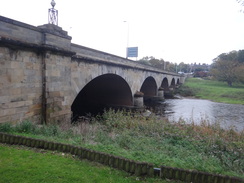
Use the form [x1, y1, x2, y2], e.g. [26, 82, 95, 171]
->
[235, 64, 244, 83]
[237, 49, 244, 63]
[210, 50, 244, 86]
[178, 62, 187, 73]
[138, 56, 165, 70]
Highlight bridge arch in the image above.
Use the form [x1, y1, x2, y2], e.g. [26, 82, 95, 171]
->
[71, 74, 133, 120]
[170, 78, 176, 89]
[176, 78, 180, 85]
[140, 76, 157, 97]
[161, 77, 169, 91]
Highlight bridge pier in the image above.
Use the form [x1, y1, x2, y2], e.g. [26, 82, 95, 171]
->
[133, 91, 144, 108]
[164, 87, 175, 98]
[156, 87, 165, 101]
[39, 24, 74, 124]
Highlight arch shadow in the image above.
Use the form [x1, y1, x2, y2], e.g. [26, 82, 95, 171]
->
[71, 74, 133, 121]
[176, 78, 180, 85]
[140, 76, 157, 97]
[161, 77, 169, 91]
[140, 76, 157, 105]
[170, 78, 176, 88]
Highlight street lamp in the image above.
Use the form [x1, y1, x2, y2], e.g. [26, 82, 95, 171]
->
[124, 21, 130, 58]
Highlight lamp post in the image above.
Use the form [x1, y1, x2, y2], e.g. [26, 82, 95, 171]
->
[124, 21, 130, 58]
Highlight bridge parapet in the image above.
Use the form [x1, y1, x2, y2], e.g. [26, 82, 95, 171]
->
[0, 16, 71, 51]
[71, 43, 180, 76]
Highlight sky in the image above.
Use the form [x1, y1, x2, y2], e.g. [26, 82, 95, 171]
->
[1, 0, 244, 64]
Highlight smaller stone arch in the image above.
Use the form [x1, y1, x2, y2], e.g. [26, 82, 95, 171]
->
[176, 78, 180, 85]
[161, 77, 169, 91]
[170, 78, 176, 89]
[140, 76, 158, 97]
[139, 76, 158, 105]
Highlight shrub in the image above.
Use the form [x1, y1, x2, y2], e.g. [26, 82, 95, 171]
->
[15, 120, 36, 133]
[0, 123, 13, 133]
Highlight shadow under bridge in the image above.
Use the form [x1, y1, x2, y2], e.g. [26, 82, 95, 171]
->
[71, 74, 133, 121]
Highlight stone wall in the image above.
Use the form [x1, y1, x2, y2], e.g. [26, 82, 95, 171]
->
[0, 16, 73, 124]
[44, 52, 73, 123]
[0, 47, 42, 123]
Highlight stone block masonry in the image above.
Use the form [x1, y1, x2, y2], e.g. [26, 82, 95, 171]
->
[0, 15, 74, 124]
[44, 53, 73, 123]
[0, 48, 42, 123]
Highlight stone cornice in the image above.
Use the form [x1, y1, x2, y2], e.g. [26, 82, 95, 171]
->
[0, 36, 75, 56]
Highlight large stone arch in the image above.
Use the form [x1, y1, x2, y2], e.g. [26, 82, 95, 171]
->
[71, 74, 133, 120]
[140, 76, 158, 97]
[71, 61, 142, 103]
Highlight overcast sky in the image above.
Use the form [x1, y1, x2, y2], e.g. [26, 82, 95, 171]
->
[1, 0, 244, 64]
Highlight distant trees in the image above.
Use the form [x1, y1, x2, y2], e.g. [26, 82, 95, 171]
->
[138, 56, 171, 70]
[137, 56, 210, 74]
[138, 56, 176, 72]
[138, 56, 165, 70]
[210, 50, 244, 86]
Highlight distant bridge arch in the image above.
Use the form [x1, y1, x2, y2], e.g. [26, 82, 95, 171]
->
[161, 77, 169, 91]
[170, 78, 176, 89]
[140, 76, 158, 97]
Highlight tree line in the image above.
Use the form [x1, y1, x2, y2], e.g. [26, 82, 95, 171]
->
[137, 56, 208, 73]
[137, 49, 244, 86]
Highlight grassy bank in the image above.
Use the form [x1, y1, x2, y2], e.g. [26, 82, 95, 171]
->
[1, 111, 243, 179]
[0, 144, 168, 183]
[178, 78, 244, 104]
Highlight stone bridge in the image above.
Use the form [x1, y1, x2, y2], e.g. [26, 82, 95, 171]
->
[0, 16, 185, 124]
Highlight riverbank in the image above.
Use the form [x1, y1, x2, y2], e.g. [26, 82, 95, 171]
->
[1, 111, 243, 179]
[177, 78, 244, 105]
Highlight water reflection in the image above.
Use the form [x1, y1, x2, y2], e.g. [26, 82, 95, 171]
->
[155, 98, 244, 132]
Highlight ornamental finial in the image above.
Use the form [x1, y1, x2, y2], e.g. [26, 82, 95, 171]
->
[51, 0, 56, 8]
[48, 0, 58, 25]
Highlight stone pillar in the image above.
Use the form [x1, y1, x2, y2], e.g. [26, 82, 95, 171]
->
[133, 91, 144, 108]
[164, 87, 174, 98]
[157, 87, 165, 101]
[38, 24, 75, 124]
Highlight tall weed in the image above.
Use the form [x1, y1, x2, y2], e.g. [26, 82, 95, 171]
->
[15, 120, 36, 133]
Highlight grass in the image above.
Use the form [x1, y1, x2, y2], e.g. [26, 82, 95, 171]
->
[0, 144, 172, 183]
[178, 77, 244, 104]
[0, 111, 243, 180]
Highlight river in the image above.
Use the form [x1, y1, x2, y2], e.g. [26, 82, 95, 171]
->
[151, 98, 244, 132]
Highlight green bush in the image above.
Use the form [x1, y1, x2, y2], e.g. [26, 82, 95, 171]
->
[15, 120, 36, 133]
[0, 123, 12, 133]
[38, 124, 61, 137]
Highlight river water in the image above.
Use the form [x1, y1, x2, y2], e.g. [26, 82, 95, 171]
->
[152, 98, 244, 132]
